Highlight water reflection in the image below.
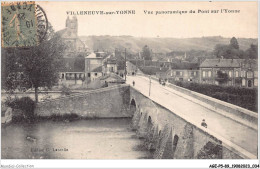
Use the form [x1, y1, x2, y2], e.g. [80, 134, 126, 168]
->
[2, 118, 151, 159]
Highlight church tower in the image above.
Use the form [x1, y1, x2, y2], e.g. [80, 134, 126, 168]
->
[65, 16, 78, 38]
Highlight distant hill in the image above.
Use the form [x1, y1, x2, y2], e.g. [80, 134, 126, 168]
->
[80, 36, 257, 53]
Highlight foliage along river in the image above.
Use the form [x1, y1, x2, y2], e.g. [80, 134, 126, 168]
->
[1, 118, 152, 159]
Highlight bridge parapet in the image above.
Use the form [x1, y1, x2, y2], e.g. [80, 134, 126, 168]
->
[165, 83, 258, 130]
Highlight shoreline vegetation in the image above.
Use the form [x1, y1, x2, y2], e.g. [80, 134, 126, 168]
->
[8, 114, 133, 125]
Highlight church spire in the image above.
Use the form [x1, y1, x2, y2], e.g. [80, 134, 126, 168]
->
[66, 16, 70, 28]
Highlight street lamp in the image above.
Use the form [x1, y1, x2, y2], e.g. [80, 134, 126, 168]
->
[149, 75, 151, 96]
[124, 48, 127, 81]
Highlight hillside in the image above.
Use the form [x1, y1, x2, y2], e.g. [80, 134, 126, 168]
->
[80, 36, 257, 53]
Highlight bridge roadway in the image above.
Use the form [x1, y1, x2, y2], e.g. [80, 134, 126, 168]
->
[126, 75, 258, 158]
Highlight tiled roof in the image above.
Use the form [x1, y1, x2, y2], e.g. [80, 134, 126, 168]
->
[100, 73, 125, 82]
[92, 66, 102, 72]
[86, 53, 97, 58]
[156, 67, 169, 73]
[171, 62, 199, 70]
[200, 59, 240, 68]
[107, 58, 117, 64]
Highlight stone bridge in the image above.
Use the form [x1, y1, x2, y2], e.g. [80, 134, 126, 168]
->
[35, 84, 258, 159]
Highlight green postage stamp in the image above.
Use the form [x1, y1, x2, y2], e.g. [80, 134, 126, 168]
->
[1, 1, 48, 47]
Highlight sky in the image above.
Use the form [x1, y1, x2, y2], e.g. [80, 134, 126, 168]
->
[37, 1, 258, 38]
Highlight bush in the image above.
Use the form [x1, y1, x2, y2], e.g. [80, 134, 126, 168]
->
[6, 97, 35, 119]
[61, 85, 71, 95]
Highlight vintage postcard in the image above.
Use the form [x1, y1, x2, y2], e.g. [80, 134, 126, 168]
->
[1, 1, 259, 168]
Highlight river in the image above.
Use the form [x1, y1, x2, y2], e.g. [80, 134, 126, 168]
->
[1, 118, 152, 159]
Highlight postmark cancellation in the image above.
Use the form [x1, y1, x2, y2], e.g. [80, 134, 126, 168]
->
[1, 1, 48, 48]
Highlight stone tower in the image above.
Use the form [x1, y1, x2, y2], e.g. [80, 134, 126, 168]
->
[65, 16, 78, 38]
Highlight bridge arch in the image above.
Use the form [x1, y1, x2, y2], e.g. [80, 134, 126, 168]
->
[148, 116, 152, 124]
[147, 116, 153, 130]
[172, 135, 179, 157]
[130, 98, 137, 115]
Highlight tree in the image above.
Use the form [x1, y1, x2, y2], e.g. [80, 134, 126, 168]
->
[142, 45, 152, 60]
[216, 71, 229, 84]
[3, 23, 66, 102]
[245, 44, 258, 59]
[74, 54, 85, 72]
[230, 37, 239, 49]
[213, 37, 245, 59]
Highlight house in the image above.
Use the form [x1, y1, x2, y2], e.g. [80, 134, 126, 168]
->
[85, 52, 104, 81]
[155, 67, 169, 80]
[59, 57, 85, 85]
[199, 59, 258, 88]
[99, 73, 125, 87]
[166, 62, 199, 83]
[239, 59, 258, 87]
[90, 66, 103, 81]
[105, 58, 118, 73]
[199, 59, 240, 86]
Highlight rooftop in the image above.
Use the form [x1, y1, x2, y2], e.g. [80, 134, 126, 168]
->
[92, 66, 103, 72]
[200, 59, 240, 68]
[171, 62, 199, 70]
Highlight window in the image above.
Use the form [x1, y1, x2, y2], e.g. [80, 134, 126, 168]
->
[247, 71, 253, 78]
[241, 71, 245, 77]
[202, 71, 206, 78]
[228, 71, 232, 77]
[242, 79, 246, 86]
[235, 71, 239, 77]
[180, 72, 183, 76]
[88, 73, 91, 77]
[194, 72, 197, 76]
[228, 81, 232, 86]
[254, 71, 258, 77]
[208, 71, 212, 78]
[254, 79, 258, 86]
[95, 73, 98, 76]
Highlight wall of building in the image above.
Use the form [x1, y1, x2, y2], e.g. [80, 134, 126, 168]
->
[167, 69, 199, 83]
[90, 72, 103, 81]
